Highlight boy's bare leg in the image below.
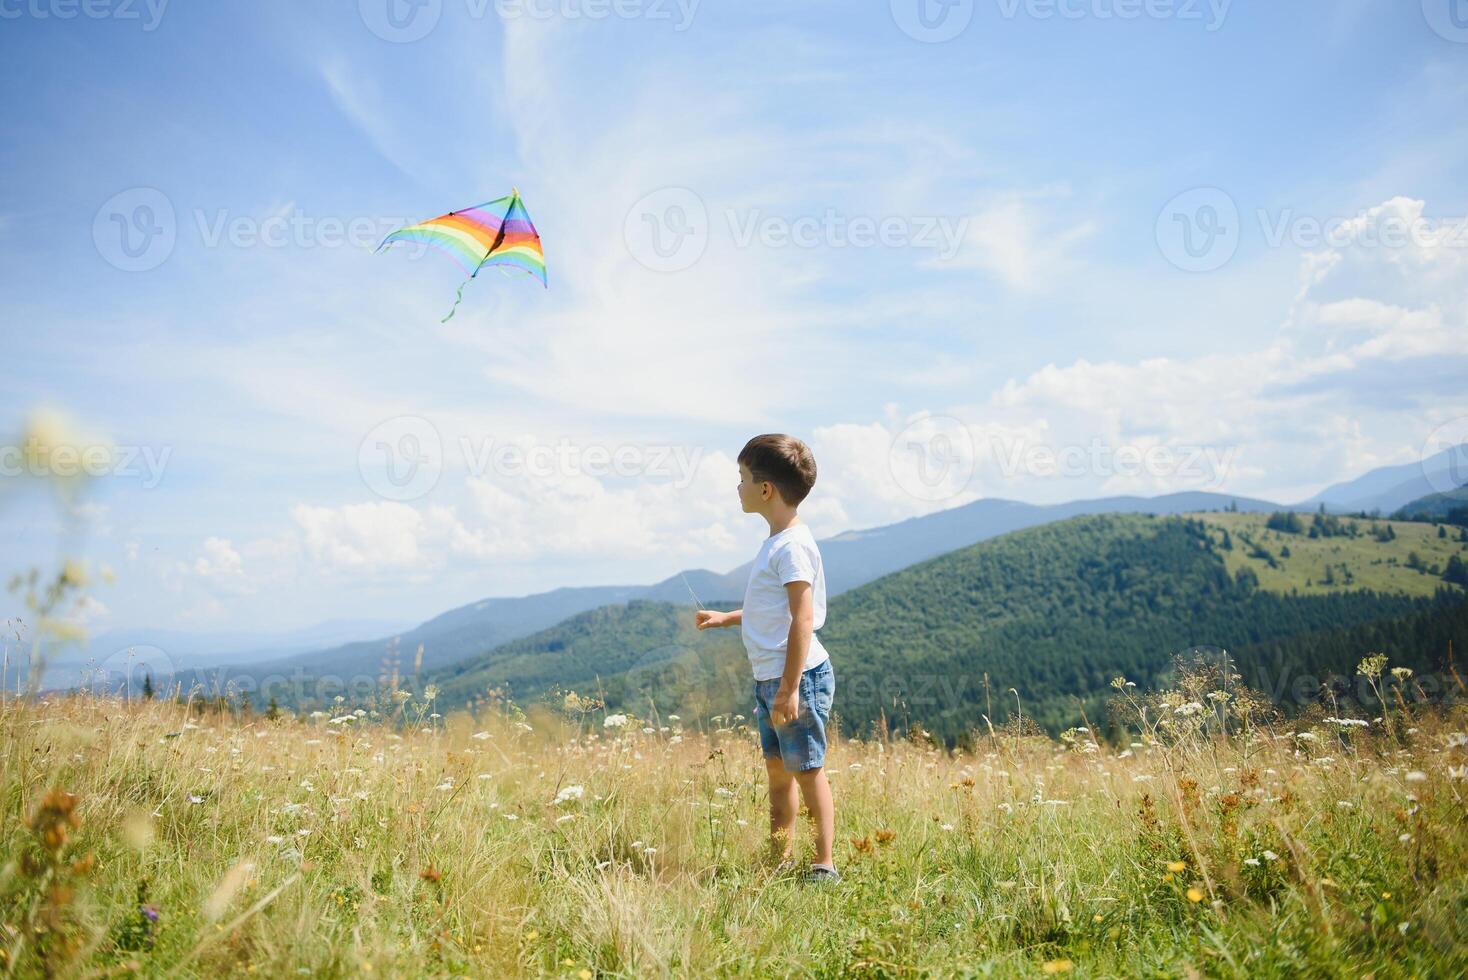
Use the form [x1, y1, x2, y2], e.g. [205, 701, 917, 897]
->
[793, 767, 834, 867]
[764, 755, 798, 862]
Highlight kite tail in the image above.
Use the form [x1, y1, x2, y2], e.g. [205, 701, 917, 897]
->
[441, 280, 469, 323]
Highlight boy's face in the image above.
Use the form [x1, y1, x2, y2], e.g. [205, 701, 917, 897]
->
[737, 462, 768, 513]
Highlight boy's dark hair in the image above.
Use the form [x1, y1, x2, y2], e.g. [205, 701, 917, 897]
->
[738, 434, 817, 507]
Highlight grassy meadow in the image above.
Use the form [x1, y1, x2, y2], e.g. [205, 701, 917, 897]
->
[2, 656, 1466, 978]
[1198, 512, 1467, 598]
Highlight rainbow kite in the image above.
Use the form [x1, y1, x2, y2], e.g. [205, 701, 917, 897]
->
[376, 189, 546, 321]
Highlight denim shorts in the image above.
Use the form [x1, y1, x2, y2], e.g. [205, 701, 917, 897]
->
[753, 658, 835, 772]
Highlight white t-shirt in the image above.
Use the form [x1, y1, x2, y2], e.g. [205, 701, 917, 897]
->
[741, 522, 829, 681]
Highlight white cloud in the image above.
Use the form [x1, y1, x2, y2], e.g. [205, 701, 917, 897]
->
[291, 501, 447, 575]
[65, 595, 110, 630]
[950, 196, 1468, 501]
[934, 188, 1098, 291]
[193, 536, 242, 578]
[283, 444, 744, 576]
[181, 536, 254, 596]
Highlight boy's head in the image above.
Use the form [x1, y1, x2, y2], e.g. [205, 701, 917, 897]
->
[737, 434, 816, 515]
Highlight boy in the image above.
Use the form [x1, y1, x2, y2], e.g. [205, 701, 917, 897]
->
[695, 434, 839, 884]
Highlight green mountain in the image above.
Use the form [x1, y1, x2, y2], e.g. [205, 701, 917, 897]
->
[1392, 485, 1468, 524]
[431, 598, 749, 723]
[175, 491, 1288, 698]
[427, 512, 1467, 742]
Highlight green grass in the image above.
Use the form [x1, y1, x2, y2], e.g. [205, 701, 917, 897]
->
[1197, 512, 1468, 598]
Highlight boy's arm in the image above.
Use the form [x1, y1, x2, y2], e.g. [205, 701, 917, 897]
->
[770, 581, 814, 724]
[695, 608, 741, 629]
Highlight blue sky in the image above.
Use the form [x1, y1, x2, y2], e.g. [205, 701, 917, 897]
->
[3, 0, 1467, 635]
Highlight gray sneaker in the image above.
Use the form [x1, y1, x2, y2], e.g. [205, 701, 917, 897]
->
[804, 865, 841, 884]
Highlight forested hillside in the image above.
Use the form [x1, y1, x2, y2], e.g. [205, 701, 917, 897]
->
[816, 515, 1451, 739]
[427, 514, 1464, 742]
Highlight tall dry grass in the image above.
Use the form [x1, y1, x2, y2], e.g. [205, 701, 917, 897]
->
[1, 656, 1464, 978]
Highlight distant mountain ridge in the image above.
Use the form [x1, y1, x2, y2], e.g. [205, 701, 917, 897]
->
[1393, 485, 1468, 522]
[126, 451, 1468, 697]
[203, 490, 1287, 688]
[38, 618, 415, 692]
[1298, 444, 1468, 515]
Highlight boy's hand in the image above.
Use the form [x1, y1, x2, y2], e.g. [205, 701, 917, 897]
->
[770, 686, 800, 726]
[694, 609, 724, 630]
